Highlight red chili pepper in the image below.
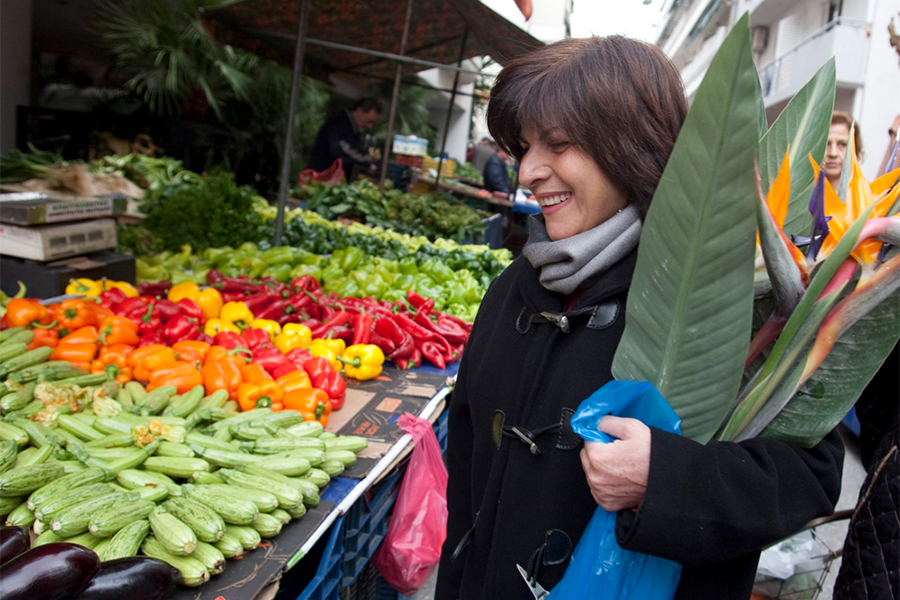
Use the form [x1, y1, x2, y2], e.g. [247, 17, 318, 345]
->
[221, 291, 251, 303]
[255, 298, 293, 321]
[162, 314, 200, 344]
[309, 312, 349, 338]
[210, 275, 260, 294]
[392, 314, 455, 356]
[369, 330, 397, 355]
[176, 298, 204, 322]
[241, 327, 272, 351]
[260, 277, 289, 296]
[289, 275, 322, 296]
[351, 313, 372, 345]
[419, 340, 447, 370]
[394, 347, 422, 370]
[414, 311, 469, 345]
[407, 290, 433, 312]
[213, 331, 247, 350]
[155, 299, 182, 323]
[206, 269, 225, 285]
[136, 280, 172, 299]
[243, 291, 277, 315]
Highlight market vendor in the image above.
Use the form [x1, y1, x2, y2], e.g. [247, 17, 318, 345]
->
[481, 148, 513, 196]
[435, 36, 844, 600]
[308, 97, 383, 177]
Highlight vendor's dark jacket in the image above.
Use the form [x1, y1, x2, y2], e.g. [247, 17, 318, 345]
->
[435, 253, 844, 600]
[483, 153, 512, 194]
[308, 110, 372, 173]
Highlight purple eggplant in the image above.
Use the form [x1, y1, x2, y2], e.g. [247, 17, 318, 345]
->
[0, 542, 100, 600]
[70, 556, 182, 600]
[0, 525, 30, 565]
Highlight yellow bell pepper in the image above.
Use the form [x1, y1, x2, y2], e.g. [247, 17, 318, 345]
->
[219, 301, 254, 328]
[310, 337, 346, 356]
[338, 344, 385, 381]
[193, 288, 223, 320]
[204, 318, 240, 337]
[274, 324, 312, 354]
[309, 340, 342, 371]
[249, 319, 281, 339]
[65, 278, 103, 297]
[168, 282, 201, 303]
[106, 280, 139, 297]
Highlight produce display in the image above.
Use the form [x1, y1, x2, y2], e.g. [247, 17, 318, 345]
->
[0, 325, 376, 589]
[136, 240, 506, 321]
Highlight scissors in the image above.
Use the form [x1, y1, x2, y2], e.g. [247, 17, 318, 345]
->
[517, 564, 550, 600]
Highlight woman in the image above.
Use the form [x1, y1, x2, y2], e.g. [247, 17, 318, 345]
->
[435, 36, 844, 600]
[824, 111, 863, 190]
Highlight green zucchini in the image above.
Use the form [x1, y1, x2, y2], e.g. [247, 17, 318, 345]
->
[0, 461, 65, 497]
[250, 512, 283, 538]
[212, 531, 244, 558]
[99, 518, 150, 560]
[217, 468, 301, 509]
[182, 483, 259, 525]
[142, 456, 210, 479]
[27, 466, 113, 512]
[34, 483, 117, 523]
[191, 540, 226, 575]
[148, 506, 197, 556]
[88, 495, 155, 537]
[141, 536, 210, 587]
[50, 491, 134, 537]
[162, 496, 226, 543]
[223, 524, 261, 551]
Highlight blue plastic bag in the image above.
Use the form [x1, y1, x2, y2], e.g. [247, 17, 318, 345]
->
[546, 380, 683, 600]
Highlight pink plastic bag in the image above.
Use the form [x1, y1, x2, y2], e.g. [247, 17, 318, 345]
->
[373, 412, 448, 596]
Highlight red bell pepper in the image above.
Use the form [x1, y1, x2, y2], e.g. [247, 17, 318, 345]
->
[213, 331, 247, 350]
[136, 302, 162, 335]
[98, 287, 127, 309]
[303, 356, 347, 410]
[252, 346, 293, 374]
[114, 296, 151, 319]
[138, 331, 165, 347]
[176, 298, 204, 322]
[162, 314, 200, 344]
[285, 347, 314, 369]
[155, 299, 182, 323]
[255, 298, 293, 321]
[241, 327, 272, 351]
[271, 362, 300, 379]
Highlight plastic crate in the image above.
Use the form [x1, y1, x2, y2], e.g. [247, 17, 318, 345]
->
[279, 516, 345, 600]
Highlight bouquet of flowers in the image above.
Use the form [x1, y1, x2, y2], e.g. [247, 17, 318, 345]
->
[612, 13, 899, 447]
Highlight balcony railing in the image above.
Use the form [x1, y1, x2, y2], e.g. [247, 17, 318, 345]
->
[758, 18, 870, 107]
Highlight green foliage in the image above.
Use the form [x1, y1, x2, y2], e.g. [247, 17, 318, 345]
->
[368, 78, 438, 145]
[295, 180, 488, 242]
[611, 15, 761, 443]
[138, 170, 269, 251]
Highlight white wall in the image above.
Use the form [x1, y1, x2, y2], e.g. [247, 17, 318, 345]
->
[1, 0, 33, 154]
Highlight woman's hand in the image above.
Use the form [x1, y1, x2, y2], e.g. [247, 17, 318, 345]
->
[579, 416, 651, 512]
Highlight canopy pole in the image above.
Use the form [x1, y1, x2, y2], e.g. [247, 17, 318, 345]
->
[378, 0, 415, 192]
[273, 0, 311, 246]
[436, 27, 468, 186]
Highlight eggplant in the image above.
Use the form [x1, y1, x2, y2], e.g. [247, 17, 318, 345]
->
[70, 556, 182, 600]
[0, 525, 30, 565]
[0, 542, 100, 600]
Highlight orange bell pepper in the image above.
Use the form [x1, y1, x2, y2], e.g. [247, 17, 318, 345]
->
[50, 342, 99, 368]
[240, 363, 273, 384]
[27, 328, 59, 350]
[205, 346, 250, 370]
[275, 370, 311, 393]
[172, 340, 211, 365]
[128, 344, 166, 368]
[133, 346, 178, 382]
[147, 361, 203, 393]
[5, 299, 52, 328]
[91, 343, 135, 383]
[237, 381, 284, 412]
[96, 316, 140, 346]
[85, 302, 115, 325]
[201, 354, 244, 399]
[59, 326, 99, 345]
[282, 387, 330, 425]
[52, 298, 97, 333]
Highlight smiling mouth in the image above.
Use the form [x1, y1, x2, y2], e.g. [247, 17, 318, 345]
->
[537, 193, 570, 207]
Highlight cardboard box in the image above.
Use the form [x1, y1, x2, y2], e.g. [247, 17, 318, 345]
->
[0, 218, 117, 261]
[0, 250, 135, 299]
[0, 192, 127, 226]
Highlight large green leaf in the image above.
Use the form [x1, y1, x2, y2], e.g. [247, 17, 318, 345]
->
[758, 60, 836, 238]
[761, 287, 899, 446]
[611, 14, 759, 443]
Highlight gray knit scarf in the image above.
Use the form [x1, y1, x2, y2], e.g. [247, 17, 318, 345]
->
[521, 205, 642, 295]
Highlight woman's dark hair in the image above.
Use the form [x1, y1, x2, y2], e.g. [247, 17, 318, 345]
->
[487, 36, 688, 218]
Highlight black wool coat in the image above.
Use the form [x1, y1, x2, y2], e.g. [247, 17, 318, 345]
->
[435, 253, 844, 600]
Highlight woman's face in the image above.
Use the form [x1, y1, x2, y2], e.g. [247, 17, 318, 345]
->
[824, 123, 851, 185]
[517, 126, 627, 241]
